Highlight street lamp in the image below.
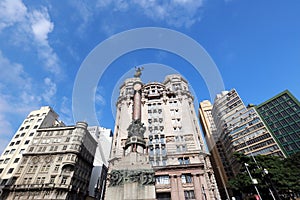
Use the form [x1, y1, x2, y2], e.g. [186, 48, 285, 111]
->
[244, 163, 263, 200]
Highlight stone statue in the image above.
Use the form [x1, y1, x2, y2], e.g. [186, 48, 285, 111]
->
[134, 67, 144, 78]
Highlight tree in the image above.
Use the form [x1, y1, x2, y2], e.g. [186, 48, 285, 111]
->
[228, 152, 300, 199]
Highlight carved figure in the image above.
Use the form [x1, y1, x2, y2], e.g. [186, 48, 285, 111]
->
[127, 119, 146, 138]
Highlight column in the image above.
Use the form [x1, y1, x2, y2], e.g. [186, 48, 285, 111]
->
[133, 90, 141, 120]
[177, 175, 185, 200]
[193, 174, 202, 200]
[170, 175, 179, 200]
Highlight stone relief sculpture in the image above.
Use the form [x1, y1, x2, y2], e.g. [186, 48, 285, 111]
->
[127, 119, 146, 138]
[108, 170, 155, 186]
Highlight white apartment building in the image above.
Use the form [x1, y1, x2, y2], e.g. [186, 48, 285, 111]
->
[211, 89, 286, 177]
[0, 106, 63, 190]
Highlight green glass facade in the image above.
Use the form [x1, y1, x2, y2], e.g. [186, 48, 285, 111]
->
[256, 90, 300, 156]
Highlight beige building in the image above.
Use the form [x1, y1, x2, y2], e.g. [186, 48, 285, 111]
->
[108, 74, 220, 200]
[0, 106, 63, 194]
[199, 100, 230, 200]
[2, 121, 97, 200]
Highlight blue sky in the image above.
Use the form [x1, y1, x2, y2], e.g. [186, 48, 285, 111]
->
[0, 0, 299, 153]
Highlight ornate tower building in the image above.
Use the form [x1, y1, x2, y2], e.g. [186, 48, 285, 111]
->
[106, 70, 220, 200]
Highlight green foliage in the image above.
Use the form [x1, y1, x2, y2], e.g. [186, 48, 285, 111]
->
[228, 152, 300, 199]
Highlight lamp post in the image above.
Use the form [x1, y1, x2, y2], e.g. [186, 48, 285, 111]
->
[244, 163, 262, 200]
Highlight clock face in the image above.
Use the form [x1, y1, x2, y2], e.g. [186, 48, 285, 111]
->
[133, 83, 142, 90]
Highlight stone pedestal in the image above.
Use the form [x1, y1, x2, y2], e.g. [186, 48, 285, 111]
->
[105, 152, 156, 200]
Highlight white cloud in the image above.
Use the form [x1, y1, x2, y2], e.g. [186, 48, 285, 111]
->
[95, 0, 204, 28]
[0, 52, 59, 149]
[0, 0, 61, 76]
[0, 0, 27, 31]
[42, 77, 57, 103]
[30, 8, 54, 45]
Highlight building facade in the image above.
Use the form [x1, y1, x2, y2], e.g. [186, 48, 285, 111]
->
[0, 106, 64, 194]
[108, 74, 220, 200]
[87, 126, 112, 200]
[3, 121, 97, 200]
[256, 90, 300, 156]
[199, 100, 230, 200]
[211, 90, 286, 176]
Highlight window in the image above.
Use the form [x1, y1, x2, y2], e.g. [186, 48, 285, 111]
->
[4, 158, 9, 164]
[62, 145, 67, 150]
[65, 137, 70, 142]
[178, 157, 190, 165]
[181, 174, 193, 183]
[41, 177, 45, 184]
[57, 156, 63, 162]
[20, 133, 25, 137]
[14, 158, 20, 163]
[0, 160, 3, 164]
[3, 150, 9, 155]
[15, 134, 19, 138]
[184, 190, 195, 199]
[20, 127, 24, 131]
[29, 132, 34, 136]
[0, 168, 3, 174]
[28, 147, 34, 152]
[156, 192, 171, 200]
[33, 125, 38, 129]
[25, 125, 30, 129]
[156, 175, 170, 184]
[24, 140, 30, 144]
[17, 166, 24, 173]
[50, 176, 56, 183]
[7, 168, 14, 174]
[15, 140, 20, 145]
[19, 149, 25, 154]
[10, 149, 16, 154]
[54, 165, 59, 172]
[61, 176, 67, 184]
[9, 142, 15, 146]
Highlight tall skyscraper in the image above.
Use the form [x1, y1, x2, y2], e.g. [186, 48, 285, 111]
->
[3, 121, 97, 200]
[0, 106, 64, 191]
[87, 126, 112, 200]
[199, 89, 286, 198]
[107, 72, 220, 200]
[256, 90, 300, 156]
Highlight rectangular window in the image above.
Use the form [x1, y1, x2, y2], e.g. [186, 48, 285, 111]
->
[14, 158, 20, 163]
[4, 158, 9, 164]
[61, 176, 67, 184]
[29, 132, 34, 136]
[7, 168, 14, 174]
[19, 149, 25, 154]
[24, 140, 30, 144]
[50, 176, 56, 183]
[10, 149, 16, 154]
[9, 142, 15, 146]
[155, 175, 170, 184]
[184, 190, 195, 199]
[181, 174, 193, 183]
